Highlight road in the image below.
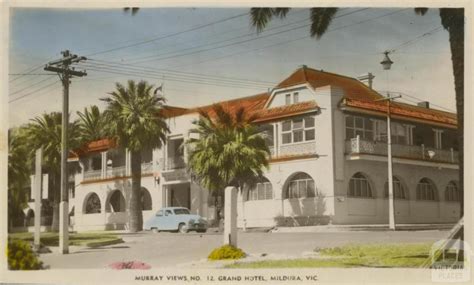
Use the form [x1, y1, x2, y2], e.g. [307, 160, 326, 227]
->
[39, 230, 449, 269]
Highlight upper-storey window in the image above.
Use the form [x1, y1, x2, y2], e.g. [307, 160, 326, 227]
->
[284, 92, 300, 106]
[345, 115, 373, 140]
[282, 116, 315, 144]
[374, 120, 409, 144]
[293, 92, 299, 103]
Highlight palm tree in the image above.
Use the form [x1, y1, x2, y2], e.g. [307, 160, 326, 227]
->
[8, 127, 31, 230]
[250, 7, 464, 216]
[77, 105, 106, 144]
[186, 104, 270, 224]
[24, 112, 81, 231]
[101, 80, 169, 232]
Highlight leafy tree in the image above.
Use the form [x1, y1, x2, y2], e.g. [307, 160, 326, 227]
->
[101, 80, 169, 232]
[250, 7, 464, 216]
[186, 104, 270, 222]
[24, 112, 81, 231]
[8, 128, 31, 229]
[77, 105, 106, 144]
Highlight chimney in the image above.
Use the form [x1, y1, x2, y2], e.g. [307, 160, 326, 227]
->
[357, 73, 375, 89]
[417, 101, 430, 108]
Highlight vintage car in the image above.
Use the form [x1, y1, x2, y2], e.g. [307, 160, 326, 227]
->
[144, 207, 207, 233]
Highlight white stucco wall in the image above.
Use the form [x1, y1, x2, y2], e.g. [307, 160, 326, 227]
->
[267, 84, 314, 108]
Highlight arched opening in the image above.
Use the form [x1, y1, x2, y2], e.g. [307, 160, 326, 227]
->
[384, 176, 408, 199]
[141, 187, 152, 210]
[445, 181, 460, 202]
[284, 172, 316, 199]
[107, 190, 126, 212]
[84, 193, 101, 214]
[247, 177, 273, 201]
[348, 172, 373, 198]
[416, 178, 438, 201]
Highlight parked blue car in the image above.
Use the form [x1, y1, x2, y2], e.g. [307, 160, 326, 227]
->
[144, 207, 207, 233]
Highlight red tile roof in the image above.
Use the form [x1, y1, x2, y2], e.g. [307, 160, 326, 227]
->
[277, 66, 382, 101]
[279, 66, 457, 127]
[344, 98, 457, 127]
[77, 66, 457, 156]
[254, 100, 319, 123]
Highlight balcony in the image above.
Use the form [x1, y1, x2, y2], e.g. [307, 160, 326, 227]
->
[160, 156, 186, 171]
[269, 141, 317, 159]
[345, 136, 459, 165]
[83, 162, 156, 182]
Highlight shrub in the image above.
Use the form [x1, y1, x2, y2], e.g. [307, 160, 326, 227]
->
[208, 245, 246, 260]
[7, 239, 43, 270]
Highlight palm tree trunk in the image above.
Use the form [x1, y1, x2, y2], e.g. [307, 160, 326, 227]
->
[51, 172, 61, 231]
[129, 151, 143, 232]
[441, 9, 464, 217]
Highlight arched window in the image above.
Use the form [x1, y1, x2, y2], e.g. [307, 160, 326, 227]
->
[108, 190, 126, 212]
[416, 178, 437, 201]
[348, 172, 373, 198]
[384, 177, 408, 199]
[247, 177, 273, 201]
[141, 188, 153, 210]
[285, 173, 316, 199]
[84, 193, 101, 214]
[445, 181, 460, 202]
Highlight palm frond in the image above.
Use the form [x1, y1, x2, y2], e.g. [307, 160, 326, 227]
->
[309, 8, 339, 39]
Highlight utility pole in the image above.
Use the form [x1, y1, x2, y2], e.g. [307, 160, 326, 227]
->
[44, 50, 87, 254]
[376, 93, 401, 230]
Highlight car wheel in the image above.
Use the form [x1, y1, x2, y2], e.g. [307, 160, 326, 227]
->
[152, 228, 159, 233]
[197, 229, 207, 233]
[178, 223, 188, 234]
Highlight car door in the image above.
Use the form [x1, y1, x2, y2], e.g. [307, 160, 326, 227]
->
[163, 209, 175, 230]
[153, 210, 164, 230]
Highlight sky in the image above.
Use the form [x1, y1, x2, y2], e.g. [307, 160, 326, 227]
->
[8, 7, 456, 128]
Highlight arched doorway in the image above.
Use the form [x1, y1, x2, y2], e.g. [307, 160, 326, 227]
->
[107, 190, 126, 212]
[84, 192, 101, 214]
[141, 187, 152, 210]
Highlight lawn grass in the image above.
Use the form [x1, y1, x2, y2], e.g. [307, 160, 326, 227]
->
[227, 243, 432, 269]
[8, 231, 123, 247]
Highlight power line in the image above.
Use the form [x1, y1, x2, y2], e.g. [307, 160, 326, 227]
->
[116, 9, 311, 63]
[85, 12, 250, 57]
[127, 8, 371, 65]
[9, 80, 60, 103]
[73, 64, 268, 91]
[77, 62, 272, 88]
[86, 59, 277, 85]
[167, 8, 408, 70]
[388, 26, 444, 54]
[378, 90, 455, 113]
[9, 76, 56, 96]
[118, 9, 331, 64]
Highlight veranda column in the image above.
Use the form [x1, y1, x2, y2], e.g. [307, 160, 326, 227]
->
[223, 186, 237, 247]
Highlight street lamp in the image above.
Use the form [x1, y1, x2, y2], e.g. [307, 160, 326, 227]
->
[377, 51, 399, 230]
[380, 51, 394, 70]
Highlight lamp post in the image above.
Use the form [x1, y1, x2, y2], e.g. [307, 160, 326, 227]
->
[377, 51, 400, 230]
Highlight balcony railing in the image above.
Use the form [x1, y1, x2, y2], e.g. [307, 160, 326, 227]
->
[345, 136, 459, 164]
[277, 141, 317, 158]
[141, 162, 153, 174]
[160, 156, 186, 171]
[84, 169, 101, 181]
[83, 162, 156, 181]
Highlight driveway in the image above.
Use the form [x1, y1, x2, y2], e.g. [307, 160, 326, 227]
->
[39, 230, 449, 269]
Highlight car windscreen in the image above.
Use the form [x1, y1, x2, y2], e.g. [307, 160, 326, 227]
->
[174, 209, 190, 215]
